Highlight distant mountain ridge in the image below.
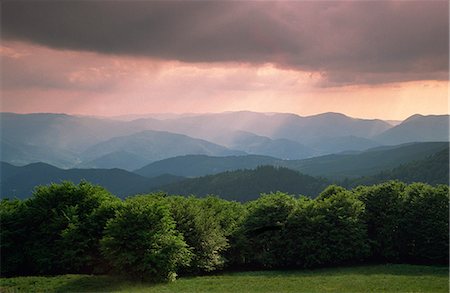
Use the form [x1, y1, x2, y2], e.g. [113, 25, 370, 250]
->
[374, 114, 449, 145]
[79, 130, 244, 170]
[0, 162, 184, 199]
[1, 141, 447, 201]
[1, 111, 448, 169]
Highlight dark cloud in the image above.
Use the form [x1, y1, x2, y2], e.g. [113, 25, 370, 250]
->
[1, 1, 448, 85]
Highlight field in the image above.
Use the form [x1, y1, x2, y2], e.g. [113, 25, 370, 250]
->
[0, 264, 448, 293]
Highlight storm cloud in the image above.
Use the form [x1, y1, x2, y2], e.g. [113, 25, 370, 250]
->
[1, 1, 448, 85]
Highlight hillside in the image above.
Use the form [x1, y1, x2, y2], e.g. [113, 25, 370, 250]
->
[81, 130, 244, 163]
[0, 112, 154, 168]
[374, 114, 449, 145]
[281, 142, 449, 179]
[136, 142, 448, 180]
[0, 162, 184, 199]
[346, 149, 449, 187]
[206, 130, 314, 159]
[76, 151, 149, 171]
[135, 154, 281, 178]
[153, 165, 330, 201]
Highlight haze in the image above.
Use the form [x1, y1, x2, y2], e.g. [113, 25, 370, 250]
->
[1, 1, 448, 120]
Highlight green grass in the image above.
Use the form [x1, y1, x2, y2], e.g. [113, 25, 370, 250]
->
[1, 264, 448, 293]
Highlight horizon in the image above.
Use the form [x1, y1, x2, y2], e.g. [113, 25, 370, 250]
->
[1, 1, 449, 120]
[1, 109, 448, 122]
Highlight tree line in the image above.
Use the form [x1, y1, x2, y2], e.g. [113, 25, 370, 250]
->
[1, 180, 448, 281]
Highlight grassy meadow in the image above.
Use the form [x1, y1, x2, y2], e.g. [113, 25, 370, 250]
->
[1, 264, 448, 293]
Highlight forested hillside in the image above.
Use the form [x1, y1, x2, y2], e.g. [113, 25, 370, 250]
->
[135, 155, 280, 178]
[281, 142, 448, 179]
[135, 142, 448, 179]
[1, 141, 447, 201]
[346, 149, 449, 187]
[155, 166, 330, 201]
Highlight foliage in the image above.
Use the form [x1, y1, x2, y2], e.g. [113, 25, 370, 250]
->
[241, 192, 297, 267]
[0, 199, 28, 276]
[357, 181, 406, 262]
[285, 191, 369, 267]
[200, 196, 248, 266]
[1, 179, 448, 280]
[316, 184, 347, 200]
[167, 196, 228, 273]
[400, 183, 449, 263]
[100, 195, 191, 281]
[0, 181, 120, 276]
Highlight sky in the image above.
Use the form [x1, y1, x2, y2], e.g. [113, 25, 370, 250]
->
[1, 1, 448, 120]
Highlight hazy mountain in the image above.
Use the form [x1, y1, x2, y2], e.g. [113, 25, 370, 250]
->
[385, 120, 402, 126]
[1, 139, 78, 168]
[153, 166, 330, 202]
[76, 151, 150, 171]
[0, 112, 155, 168]
[0, 162, 184, 199]
[306, 135, 381, 155]
[3, 111, 446, 170]
[130, 111, 392, 145]
[281, 141, 449, 179]
[374, 114, 449, 145]
[81, 130, 245, 169]
[269, 112, 392, 143]
[1, 112, 153, 152]
[204, 130, 314, 159]
[109, 113, 202, 121]
[135, 154, 280, 178]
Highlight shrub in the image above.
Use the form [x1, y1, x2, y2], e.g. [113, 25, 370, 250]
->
[358, 181, 406, 262]
[401, 183, 449, 263]
[241, 192, 297, 267]
[101, 195, 191, 281]
[167, 196, 228, 273]
[0, 199, 28, 276]
[285, 191, 369, 267]
[1, 181, 121, 275]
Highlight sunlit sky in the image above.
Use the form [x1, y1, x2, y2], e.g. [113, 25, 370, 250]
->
[1, 1, 448, 120]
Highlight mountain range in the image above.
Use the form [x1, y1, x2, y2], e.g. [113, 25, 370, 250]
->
[0, 162, 184, 199]
[136, 142, 449, 180]
[1, 141, 447, 200]
[1, 111, 448, 170]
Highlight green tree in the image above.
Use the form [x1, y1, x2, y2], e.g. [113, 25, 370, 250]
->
[401, 183, 449, 263]
[1, 181, 121, 275]
[200, 196, 247, 267]
[285, 192, 368, 267]
[357, 181, 406, 262]
[0, 199, 29, 276]
[317, 184, 347, 200]
[101, 195, 191, 281]
[167, 196, 228, 273]
[241, 192, 297, 267]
